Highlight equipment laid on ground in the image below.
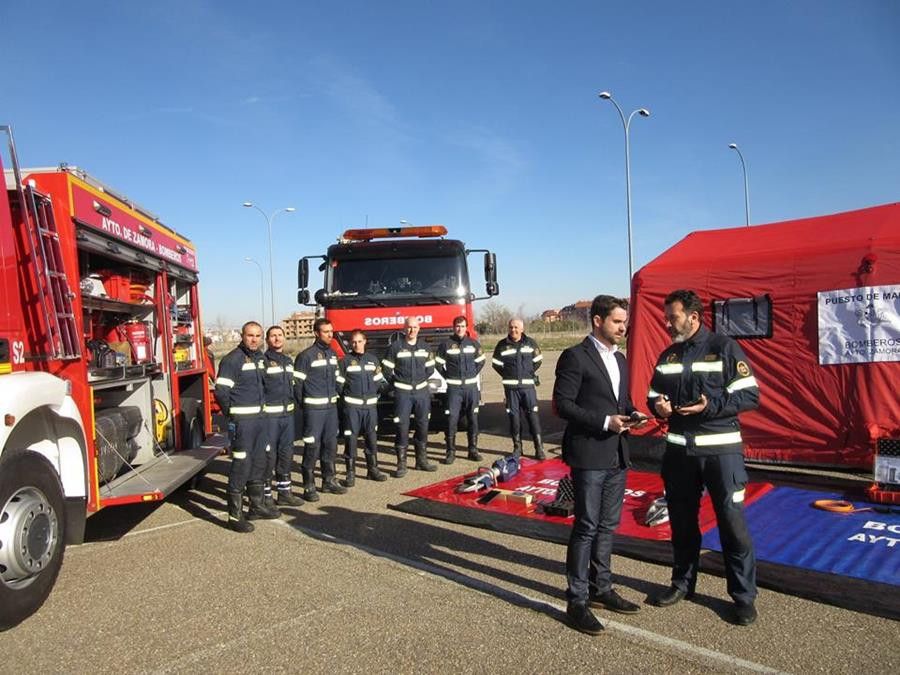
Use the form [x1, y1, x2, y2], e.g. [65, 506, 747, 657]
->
[644, 496, 669, 526]
[456, 455, 521, 493]
[0, 125, 222, 630]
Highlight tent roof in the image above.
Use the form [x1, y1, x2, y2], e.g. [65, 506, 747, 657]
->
[641, 202, 900, 270]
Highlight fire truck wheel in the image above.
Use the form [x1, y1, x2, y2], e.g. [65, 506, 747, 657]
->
[0, 451, 66, 631]
[186, 414, 205, 449]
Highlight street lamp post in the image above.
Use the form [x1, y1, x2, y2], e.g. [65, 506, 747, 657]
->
[598, 91, 651, 285]
[243, 257, 265, 322]
[242, 202, 296, 325]
[728, 143, 751, 227]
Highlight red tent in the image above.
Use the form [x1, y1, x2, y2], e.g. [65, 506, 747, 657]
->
[627, 202, 900, 468]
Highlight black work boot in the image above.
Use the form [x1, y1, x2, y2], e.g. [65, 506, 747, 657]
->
[394, 448, 408, 478]
[414, 445, 437, 472]
[442, 437, 456, 465]
[226, 489, 254, 533]
[512, 434, 523, 458]
[275, 473, 304, 507]
[534, 434, 546, 461]
[246, 481, 281, 520]
[342, 458, 356, 488]
[366, 453, 387, 481]
[321, 462, 348, 494]
[301, 467, 320, 502]
[263, 483, 278, 510]
[467, 433, 482, 462]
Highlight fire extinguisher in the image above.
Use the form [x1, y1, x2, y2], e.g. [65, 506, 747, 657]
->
[119, 320, 153, 364]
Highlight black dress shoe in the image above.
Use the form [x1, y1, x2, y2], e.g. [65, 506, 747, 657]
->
[651, 585, 695, 607]
[733, 602, 757, 626]
[590, 589, 640, 614]
[566, 602, 604, 635]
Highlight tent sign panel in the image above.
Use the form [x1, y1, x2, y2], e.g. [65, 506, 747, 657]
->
[818, 284, 900, 365]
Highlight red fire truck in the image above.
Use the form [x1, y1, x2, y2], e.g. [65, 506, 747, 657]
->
[0, 126, 221, 630]
[297, 225, 499, 422]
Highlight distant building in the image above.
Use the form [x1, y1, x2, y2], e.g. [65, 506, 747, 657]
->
[559, 300, 592, 323]
[541, 309, 560, 322]
[281, 311, 316, 339]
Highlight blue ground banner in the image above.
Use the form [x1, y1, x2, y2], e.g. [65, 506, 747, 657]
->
[701, 487, 900, 586]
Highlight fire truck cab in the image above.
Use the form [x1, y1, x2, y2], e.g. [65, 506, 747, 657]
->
[297, 225, 499, 425]
[0, 126, 221, 630]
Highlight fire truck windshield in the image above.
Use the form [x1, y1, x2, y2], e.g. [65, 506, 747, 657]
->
[326, 253, 468, 306]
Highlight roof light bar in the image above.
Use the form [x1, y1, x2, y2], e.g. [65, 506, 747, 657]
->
[341, 225, 447, 242]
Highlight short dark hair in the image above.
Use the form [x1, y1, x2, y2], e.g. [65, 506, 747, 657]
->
[241, 321, 262, 335]
[350, 329, 366, 340]
[314, 318, 332, 334]
[664, 289, 704, 319]
[453, 315, 467, 327]
[265, 325, 284, 339]
[590, 295, 628, 321]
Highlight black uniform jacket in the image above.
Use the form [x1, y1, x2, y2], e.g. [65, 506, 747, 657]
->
[647, 326, 759, 456]
[553, 337, 636, 470]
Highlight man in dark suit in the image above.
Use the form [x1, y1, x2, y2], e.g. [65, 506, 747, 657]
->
[553, 295, 647, 635]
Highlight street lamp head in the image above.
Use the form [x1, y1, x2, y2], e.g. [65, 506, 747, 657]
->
[285, 207, 296, 213]
[242, 202, 253, 207]
[638, 108, 651, 117]
[598, 91, 612, 100]
[729, 143, 738, 150]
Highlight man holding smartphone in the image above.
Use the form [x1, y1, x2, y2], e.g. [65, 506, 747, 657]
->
[647, 289, 761, 626]
[553, 295, 647, 635]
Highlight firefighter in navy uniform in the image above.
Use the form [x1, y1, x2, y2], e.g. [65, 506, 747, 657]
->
[294, 318, 346, 501]
[338, 329, 388, 485]
[382, 316, 437, 477]
[647, 289, 761, 626]
[214, 321, 280, 533]
[262, 325, 303, 507]
[492, 318, 546, 459]
[436, 315, 486, 464]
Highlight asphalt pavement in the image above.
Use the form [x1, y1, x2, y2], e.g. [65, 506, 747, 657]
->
[0, 351, 896, 674]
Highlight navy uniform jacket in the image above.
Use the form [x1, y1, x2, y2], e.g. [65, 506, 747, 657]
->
[492, 334, 542, 388]
[553, 337, 635, 470]
[382, 339, 435, 393]
[647, 326, 760, 456]
[436, 335, 485, 385]
[339, 351, 384, 406]
[293, 340, 340, 408]
[263, 348, 296, 416]
[215, 343, 266, 418]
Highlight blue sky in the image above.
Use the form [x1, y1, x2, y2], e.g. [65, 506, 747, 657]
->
[4, 1, 898, 327]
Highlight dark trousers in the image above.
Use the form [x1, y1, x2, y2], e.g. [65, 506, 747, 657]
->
[264, 414, 295, 479]
[504, 386, 541, 439]
[565, 467, 627, 602]
[343, 405, 378, 463]
[394, 390, 430, 451]
[661, 447, 757, 604]
[227, 416, 269, 492]
[301, 406, 339, 475]
[445, 385, 479, 451]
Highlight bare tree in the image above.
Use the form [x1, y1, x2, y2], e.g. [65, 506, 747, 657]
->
[477, 301, 513, 334]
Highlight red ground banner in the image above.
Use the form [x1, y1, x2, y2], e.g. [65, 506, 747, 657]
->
[405, 458, 773, 541]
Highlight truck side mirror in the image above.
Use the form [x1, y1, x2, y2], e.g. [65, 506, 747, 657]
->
[298, 289, 310, 304]
[298, 258, 309, 290]
[483, 252, 497, 283]
[484, 252, 498, 296]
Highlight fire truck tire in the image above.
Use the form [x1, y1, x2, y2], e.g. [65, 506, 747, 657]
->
[0, 451, 66, 631]
[185, 413, 205, 450]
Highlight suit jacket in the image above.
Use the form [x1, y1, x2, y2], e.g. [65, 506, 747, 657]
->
[553, 337, 635, 470]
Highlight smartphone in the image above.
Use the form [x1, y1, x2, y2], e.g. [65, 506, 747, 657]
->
[622, 411, 648, 427]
